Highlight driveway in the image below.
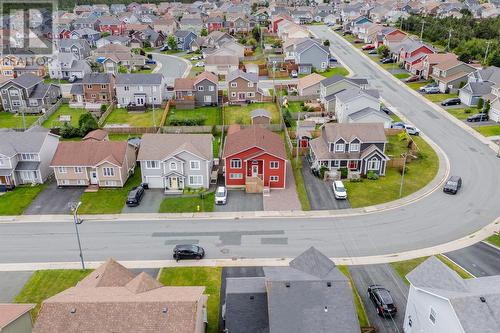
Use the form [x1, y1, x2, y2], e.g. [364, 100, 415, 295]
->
[264, 161, 301, 211]
[445, 242, 500, 277]
[301, 157, 351, 210]
[0, 271, 32, 302]
[215, 189, 263, 212]
[24, 181, 84, 215]
[122, 189, 164, 214]
[350, 264, 408, 333]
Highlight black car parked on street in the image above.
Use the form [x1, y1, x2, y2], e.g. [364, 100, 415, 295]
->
[368, 285, 397, 317]
[173, 244, 205, 261]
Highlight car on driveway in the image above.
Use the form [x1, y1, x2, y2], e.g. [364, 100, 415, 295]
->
[443, 176, 462, 194]
[195, 61, 205, 67]
[290, 70, 298, 78]
[353, 39, 364, 44]
[126, 185, 145, 207]
[173, 244, 205, 261]
[467, 113, 489, 122]
[380, 58, 395, 64]
[368, 285, 397, 317]
[215, 186, 227, 205]
[368, 49, 378, 55]
[404, 75, 420, 83]
[419, 82, 437, 92]
[145, 59, 156, 65]
[441, 98, 461, 106]
[362, 44, 375, 50]
[380, 106, 391, 115]
[420, 86, 440, 94]
[390, 122, 406, 130]
[190, 55, 203, 61]
[160, 45, 169, 52]
[332, 180, 347, 200]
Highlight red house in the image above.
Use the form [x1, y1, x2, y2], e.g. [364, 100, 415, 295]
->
[223, 125, 287, 192]
[99, 17, 125, 36]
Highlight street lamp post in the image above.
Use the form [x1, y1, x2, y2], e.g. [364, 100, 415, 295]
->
[399, 152, 408, 198]
[70, 201, 85, 270]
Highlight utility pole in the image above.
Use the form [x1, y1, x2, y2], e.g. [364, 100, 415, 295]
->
[484, 41, 492, 64]
[295, 110, 300, 166]
[399, 152, 408, 198]
[151, 86, 156, 130]
[70, 202, 85, 270]
[420, 21, 425, 41]
[446, 30, 452, 51]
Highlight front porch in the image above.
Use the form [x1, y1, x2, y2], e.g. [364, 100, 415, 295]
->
[0, 173, 15, 191]
[164, 173, 186, 195]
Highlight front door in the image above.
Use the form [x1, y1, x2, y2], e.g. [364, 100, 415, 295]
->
[251, 165, 259, 177]
[170, 177, 178, 189]
[90, 170, 98, 184]
[76, 94, 83, 102]
[135, 96, 145, 105]
[238, 92, 246, 100]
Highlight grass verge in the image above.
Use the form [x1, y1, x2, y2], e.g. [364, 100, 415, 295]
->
[444, 107, 477, 121]
[393, 73, 410, 79]
[0, 184, 47, 215]
[475, 124, 500, 137]
[486, 235, 500, 248]
[158, 267, 221, 333]
[159, 192, 215, 213]
[338, 266, 370, 327]
[318, 66, 349, 78]
[283, 132, 311, 211]
[424, 93, 457, 103]
[14, 269, 92, 319]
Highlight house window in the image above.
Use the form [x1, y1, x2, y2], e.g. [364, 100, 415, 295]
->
[350, 143, 360, 152]
[169, 162, 177, 170]
[58, 167, 67, 173]
[61, 179, 69, 185]
[87, 85, 92, 89]
[29, 99, 38, 106]
[77, 179, 85, 185]
[103, 167, 115, 177]
[188, 175, 203, 185]
[230, 82, 237, 88]
[429, 308, 436, 325]
[335, 143, 345, 152]
[12, 101, 21, 106]
[190, 160, 200, 170]
[367, 158, 380, 171]
[248, 82, 254, 87]
[9, 90, 19, 96]
[0, 159, 4, 166]
[197, 86, 204, 91]
[91, 94, 96, 98]
[230, 159, 242, 169]
[20, 153, 36, 160]
[101, 84, 106, 89]
[146, 160, 160, 169]
[231, 92, 236, 97]
[247, 92, 255, 97]
[74, 167, 83, 173]
[321, 62, 327, 69]
[270, 161, 279, 169]
[105, 180, 117, 186]
[332, 160, 340, 168]
[208, 86, 214, 91]
[270, 175, 279, 182]
[124, 86, 129, 91]
[229, 173, 243, 179]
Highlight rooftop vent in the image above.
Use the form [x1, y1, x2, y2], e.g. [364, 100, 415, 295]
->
[327, 282, 332, 287]
[324, 306, 328, 313]
[162, 307, 168, 314]
[70, 308, 76, 314]
[285, 282, 290, 288]
[250, 296, 255, 300]
[480, 297, 486, 303]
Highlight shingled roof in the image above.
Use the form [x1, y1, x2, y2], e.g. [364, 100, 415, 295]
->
[222, 125, 286, 159]
[50, 141, 130, 167]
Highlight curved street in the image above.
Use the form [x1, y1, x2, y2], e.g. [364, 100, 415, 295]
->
[151, 52, 191, 85]
[0, 26, 499, 266]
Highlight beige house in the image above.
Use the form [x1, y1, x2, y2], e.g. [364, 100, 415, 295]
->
[0, 304, 35, 333]
[430, 59, 477, 93]
[297, 73, 325, 96]
[33, 259, 208, 333]
[51, 141, 136, 187]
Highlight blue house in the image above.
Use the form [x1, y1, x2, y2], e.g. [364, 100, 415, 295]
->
[174, 30, 197, 51]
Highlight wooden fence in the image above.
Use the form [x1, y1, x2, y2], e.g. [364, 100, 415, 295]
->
[97, 103, 114, 127]
[29, 99, 63, 129]
[285, 95, 319, 102]
[159, 100, 170, 127]
[104, 127, 158, 134]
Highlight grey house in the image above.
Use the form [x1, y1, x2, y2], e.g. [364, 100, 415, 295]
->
[459, 66, 500, 106]
[70, 28, 101, 47]
[47, 53, 92, 80]
[294, 39, 330, 74]
[223, 247, 361, 333]
[72, 14, 100, 30]
[309, 123, 389, 176]
[0, 127, 60, 188]
[174, 71, 219, 109]
[115, 73, 166, 108]
[174, 30, 197, 51]
[0, 74, 61, 114]
[137, 134, 214, 193]
[320, 75, 368, 113]
[57, 39, 91, 60]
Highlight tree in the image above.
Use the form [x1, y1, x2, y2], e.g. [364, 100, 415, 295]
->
[377, 45, 389, 58]
[252, 26, 261, 41]
[118, 65, 128, 74]
[143, 40, 151, 49]
[167, 35, 177, 50]
[59, 122, 79, 138]
[78, 113, 98, 137]
[323, 40, 330, 47]
[477, 97, 484, 110]
[489, 52, 500, 67]
[251, 3, 258, 13]
[200, 27, 208, 37]
[483, 100, 491, 115]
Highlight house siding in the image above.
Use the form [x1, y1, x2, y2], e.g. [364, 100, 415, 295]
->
[228, 77, 259, 102]
[297, 46, 329, 72]
[194, 79, 218, 106]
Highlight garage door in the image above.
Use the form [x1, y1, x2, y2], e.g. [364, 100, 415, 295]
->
[145, 176, 163, 189]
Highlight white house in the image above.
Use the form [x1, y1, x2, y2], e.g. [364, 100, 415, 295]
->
[334, 88, 391, 128]
[458, 66, 500, 106]
[403, 256, 500, 333]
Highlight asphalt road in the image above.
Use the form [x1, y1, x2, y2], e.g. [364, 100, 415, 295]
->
[152, 53, 189, 85]
[445, 242, 500, 277]
[350, 265, 408, 333]
[0, 26, 499, 264]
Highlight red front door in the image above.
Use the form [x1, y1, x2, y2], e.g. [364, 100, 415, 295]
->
[348, 161, 358, 170]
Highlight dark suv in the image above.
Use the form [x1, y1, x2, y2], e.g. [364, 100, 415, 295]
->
[173, 244, 205, 261]
[467, 113, 489, 122]
[443, 176, 462, 194]
[126, 185, 144, 207]
[368, 285, 397, 317]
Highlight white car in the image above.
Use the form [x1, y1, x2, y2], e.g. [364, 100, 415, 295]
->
[215, 186, 227, 205]
[195, 61, 205, 67]
[190, 55, 202, 61]
[290, 70, 298, 78]
[332, 180, 347, 200]
[405, 125, 420, 136]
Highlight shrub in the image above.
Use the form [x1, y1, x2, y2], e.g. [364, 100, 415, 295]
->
[100, 104, 108, 112]
[477, 98, 484, 110]
[168, 116, 206, 126]
[78, 113, 98, 136]
[339, 167, 348, 179]
[319, 166, 329, 179]
[283, 109, 293, 128]
[399, 165, 409, 175]
[349, 177, 362, 183]
[366, 170, 379, 180]
[59, 122, 80, 138]
[464, 108, 473, 114]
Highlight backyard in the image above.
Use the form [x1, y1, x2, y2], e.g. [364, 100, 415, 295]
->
[0, 184, 47, 215]
[166, 106, 221, 126]
[224, 102, 280, 125]
[0, 111, 40, 129]
[42, 104, 90, 128]
[158, 192, 215, 213]
[103, 108, 158, 127]
[344, 135, 439, 208]
[78, 168, 141, 214]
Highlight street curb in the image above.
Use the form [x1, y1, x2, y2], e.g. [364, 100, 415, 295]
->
[440, 254, 477, 278]
[152, 61, 162, 74]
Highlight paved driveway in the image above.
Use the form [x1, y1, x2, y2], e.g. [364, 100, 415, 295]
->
[122, 189, 164, 214]
[445, 242, 500, 277]
[24, 182, 84, 215]
[350, 264, 408, 333]
[215, 189, 263, 212]
[0, 271, 32, 302]
[301, 157, 351, 210]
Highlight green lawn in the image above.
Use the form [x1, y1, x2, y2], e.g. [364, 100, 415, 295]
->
[79, 168, 141, 214]
[158, 267, 221, 333]
[393, 73, 410, 79]
[475, 124, 500, 137]
[132, 64, 156, 74]
[14, 269, 92, 319]
[104, 108, 158, 127]
[283, 133, 311, 211]
[158, 192, 215, 213]
[379, 62, 399, 70]
[391, 255, 473, 285]
[108, 133, 142, 141]
[213, 133, 222, 157]
[318, 66, 349, 78]
[344, 135, 438, 208]
[0, 184, 47, 215]
[167, 106, 221, 126]
[224, 102, 280, 125]
[338, 266, 370, 327]
[44, 78, 69, 84]
[42, 104, 90, 128]
[444, 107, 477, 120]
[407, 81, 429, 91]
[0, 112, 40, 129]
[486, 234, 500, 247]
[390, 113, 402, 122]
[424, 93, 457, 103]
[286, 101, 304, 113]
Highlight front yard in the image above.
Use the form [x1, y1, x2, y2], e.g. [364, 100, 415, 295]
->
[42, 104, 90, 128]
[486, 234, 500, 247]
[78, 168, 141, 214]
[103, 108, 158, 127]
[0, 184, 47, 215]
[159, 267, 221, 333]
[344, 135, 438, 208]
[224, 102, 280, 125]
[158, 192, 215, 213]
[444, 107, 478, 121]
[475, 124, 500, 137]
[424, 93, 457, 103]
[318, 66, 349, 78]
[0, 112, 40, 129]
[166, 106, 222, 126]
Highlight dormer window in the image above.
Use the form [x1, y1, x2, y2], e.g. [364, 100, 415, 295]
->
[335, 143, 345, 152]
[350, 143, 360, 152]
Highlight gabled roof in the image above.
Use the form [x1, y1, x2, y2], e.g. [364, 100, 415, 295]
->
[295, 39, 329, 55]
[194, 71, 218, 85]
[2, 73, 42, 89]
[82, 129, 108, 141]
[461, 81, 493, 95]
[320, 75, 367, 88]
[115, 73, 163, 85]
[82, 73, 113, 84]
[348, 107, 391, 122]
[336, 88, 379, 104]
[0, 304, 35, 329]
[227, 69, 258, 83]
[250, 109, 271, 119]
[50, 141, 129, 167]
[321, 123, 387, 143]
[0, 127, 52, 157]
[223, 125, 286, 159]
[137, 134, 213, 161]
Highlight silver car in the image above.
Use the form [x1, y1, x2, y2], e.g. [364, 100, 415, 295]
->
[215, 186, 227, 205]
